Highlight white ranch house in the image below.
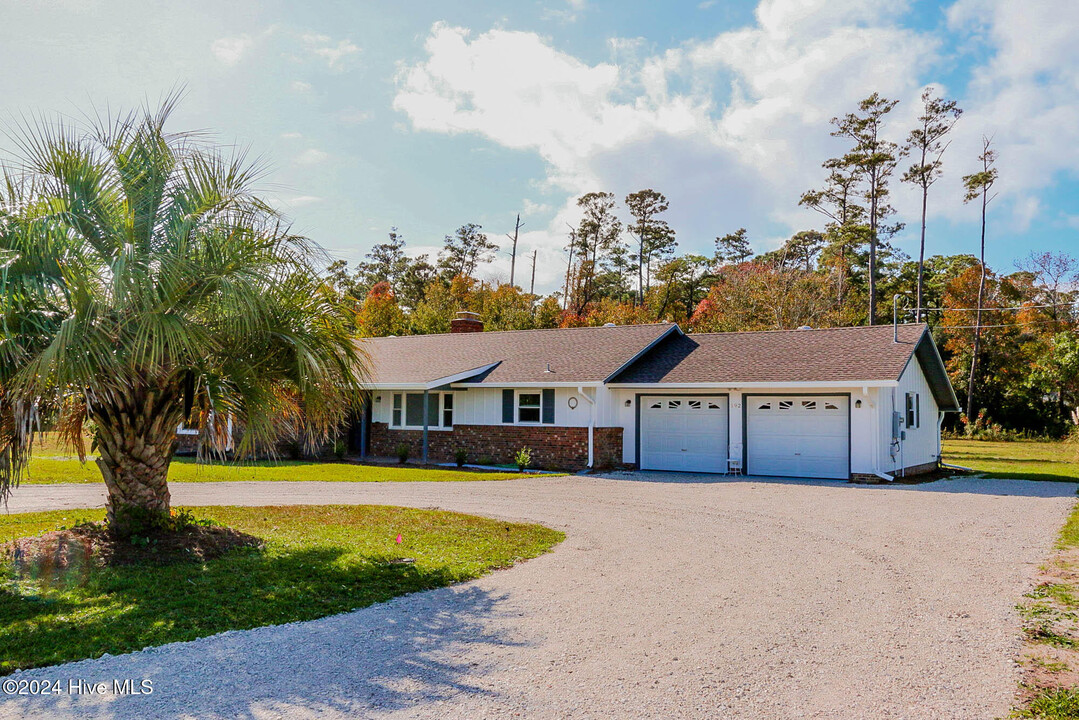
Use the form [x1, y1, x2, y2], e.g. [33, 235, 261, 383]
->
[355, 316, 959, 481]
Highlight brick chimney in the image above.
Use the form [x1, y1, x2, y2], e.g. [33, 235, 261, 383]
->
[450, 310, 484, 333]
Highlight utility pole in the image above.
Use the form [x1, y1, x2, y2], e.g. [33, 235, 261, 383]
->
[506, 214, 522, 288]
[529, 249, 537, 295]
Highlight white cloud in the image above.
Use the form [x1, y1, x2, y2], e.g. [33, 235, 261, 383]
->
[542, 0, 587, 23]
[211, 35, 253, 65]
[394, 1, 1079, 290]
[285, 195, 323, 207]
[392, 9, 931, 277]
[938, 0, 1079, 229]
[521, 199, 551, 217]
[301, 32, 359, 69]
[290, 80, 312, 93]
[280, 131, 303, 139]
[294, 148, 329, 166]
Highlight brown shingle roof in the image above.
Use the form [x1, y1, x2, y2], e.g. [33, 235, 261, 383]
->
[360, 323, 675, 386]
[360, 322, 960, 411]
[610, 324, 930, 384]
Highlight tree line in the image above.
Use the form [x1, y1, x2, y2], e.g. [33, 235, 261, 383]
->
[327, 91, 1078, 437]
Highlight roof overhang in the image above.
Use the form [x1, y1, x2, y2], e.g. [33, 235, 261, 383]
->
[907, 328, 962, 412]
[367, 361, 502, 391]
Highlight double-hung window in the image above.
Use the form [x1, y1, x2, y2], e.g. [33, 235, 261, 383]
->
[392, 394, 403, 427]
[518, 393, 541, 423]
[904, 392, 920, 428]
[501, 389, 555, 424]
[390, 392, 453, 429]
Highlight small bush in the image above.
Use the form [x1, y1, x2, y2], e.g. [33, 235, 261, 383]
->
[477, 455, 494, 466]
[110, 506, 214, 540]
[454, 448, 468, 467]
[332, 439, 348, 459]
[395, 443, 411, 464]
[515, 446, 533, 472]
[959, 410, 1020, 442]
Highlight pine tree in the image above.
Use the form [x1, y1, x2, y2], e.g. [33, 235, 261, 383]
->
[902, 89, 962, 322]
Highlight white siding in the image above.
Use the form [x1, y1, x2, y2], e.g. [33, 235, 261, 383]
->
[878, 357, 941, 474]
[372, 388, 598, 428]
[369, 381, 941, 477]
[607, 387, 877, 473]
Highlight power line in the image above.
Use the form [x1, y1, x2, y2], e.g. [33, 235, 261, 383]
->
[934, 318, 1074, 330]
[920, 300, 1079, 313]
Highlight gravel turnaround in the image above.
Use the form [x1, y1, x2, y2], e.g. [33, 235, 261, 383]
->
[1, 474, 1076, 719]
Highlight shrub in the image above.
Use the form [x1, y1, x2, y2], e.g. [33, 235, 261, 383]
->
[477, 455, 494, 466]
[515, 447, 533, 472]
[960, 410, 1019, 441]
[395, 443, 411, 464]
[454, 448, 469, 467]
[111, 507, 214, 540]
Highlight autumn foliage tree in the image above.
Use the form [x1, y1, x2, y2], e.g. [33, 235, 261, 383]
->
[356, 282, 407, 337]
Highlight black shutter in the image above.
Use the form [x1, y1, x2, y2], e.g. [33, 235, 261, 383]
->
[502, 389, 514, 423]
[541, 389, 555, 424]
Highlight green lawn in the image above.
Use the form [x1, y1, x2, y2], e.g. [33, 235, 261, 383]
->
[23, 456, 520, 485]
[943, 438, 1079, 483]
[19, 432, 520, 484]
[0, 505, 563, 674]
[1013, 500, 1079, 717]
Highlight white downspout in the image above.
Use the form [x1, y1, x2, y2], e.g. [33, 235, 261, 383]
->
[936, 411, 971, 471]
[936, 411, 944, 464]
[578, 386, 595, 469]
[871, 389, 894, 483]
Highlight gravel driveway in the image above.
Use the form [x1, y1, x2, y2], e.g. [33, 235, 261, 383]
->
[1, 474, 1075, 719]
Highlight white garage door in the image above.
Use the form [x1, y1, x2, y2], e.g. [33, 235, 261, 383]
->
[746, 396, 849, 480]
[640, 396, 728, 473]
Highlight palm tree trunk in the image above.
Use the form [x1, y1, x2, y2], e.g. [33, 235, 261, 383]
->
[93, 386, 180, 531]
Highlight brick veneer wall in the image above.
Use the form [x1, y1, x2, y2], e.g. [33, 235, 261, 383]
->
[369, 422, 624, 471]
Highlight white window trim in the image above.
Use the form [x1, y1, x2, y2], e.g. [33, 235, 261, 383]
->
[390, 392, 454, 431]
[516, 390, 543, 425]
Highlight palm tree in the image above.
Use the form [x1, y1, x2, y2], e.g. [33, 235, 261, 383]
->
[0, 97, 366, 531]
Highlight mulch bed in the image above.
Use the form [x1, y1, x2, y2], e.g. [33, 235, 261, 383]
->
[4, 522, 263, 576]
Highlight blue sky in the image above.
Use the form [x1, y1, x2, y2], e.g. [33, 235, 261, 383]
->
[1, 0, 1076, 292]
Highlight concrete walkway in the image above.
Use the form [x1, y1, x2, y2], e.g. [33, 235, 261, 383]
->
[1, 474, 1075, 719]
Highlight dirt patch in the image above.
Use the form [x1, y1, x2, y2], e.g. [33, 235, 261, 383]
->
[4, 522, 263, 576]
[1015, 545, 1079, 711]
